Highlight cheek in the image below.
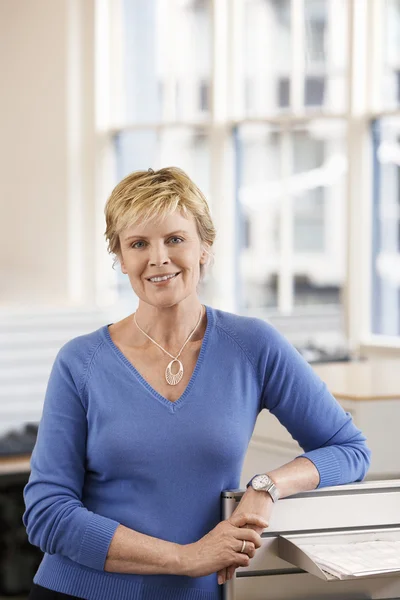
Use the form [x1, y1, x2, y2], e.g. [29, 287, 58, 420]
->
[181, 247, 202, 266]
[123, 256, 145, 278]
[169, 245, 202, 275]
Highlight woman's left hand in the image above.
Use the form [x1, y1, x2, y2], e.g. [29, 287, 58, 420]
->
[217, 487, 274, 585]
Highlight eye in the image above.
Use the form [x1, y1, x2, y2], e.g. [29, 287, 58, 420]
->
[168, 237, 184, 244]
[131, 240, 146, 249]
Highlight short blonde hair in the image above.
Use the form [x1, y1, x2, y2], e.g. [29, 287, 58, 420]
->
[104, 167, 216, 272]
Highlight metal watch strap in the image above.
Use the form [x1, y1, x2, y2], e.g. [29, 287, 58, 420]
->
[246, 474, 280, 503]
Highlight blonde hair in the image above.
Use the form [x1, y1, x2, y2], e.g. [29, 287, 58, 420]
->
[104, 167, 216, 274]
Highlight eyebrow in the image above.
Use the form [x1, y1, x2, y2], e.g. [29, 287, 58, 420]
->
[123, 230, 189, 243]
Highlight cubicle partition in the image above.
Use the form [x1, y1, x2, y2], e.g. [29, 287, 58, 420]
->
[222, 481, 400, 600]
[0, 457, 41, 597]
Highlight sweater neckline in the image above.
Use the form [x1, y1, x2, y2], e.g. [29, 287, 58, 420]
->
[102, 304, 214, 411]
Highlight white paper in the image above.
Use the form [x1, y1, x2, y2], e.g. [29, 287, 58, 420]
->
[300, 540, 400, 580]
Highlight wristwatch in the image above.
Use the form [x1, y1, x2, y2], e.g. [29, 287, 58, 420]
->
[246, 474, 280, 503]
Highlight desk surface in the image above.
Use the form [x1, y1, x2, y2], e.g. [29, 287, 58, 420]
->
[313, 359, 400, 401]
[0, 454, 31, 475]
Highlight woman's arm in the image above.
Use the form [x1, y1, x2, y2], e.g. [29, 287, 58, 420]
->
[259, 324, 371, 485]
[106, 512, 267, 576]
[105, 524, 182, 574]
[23, 343, 120, 571]
[235, 457, 320, 528]
[266, 455, 320, 497]
[218, 320, 371, 585]
[217, 457, 319, 585]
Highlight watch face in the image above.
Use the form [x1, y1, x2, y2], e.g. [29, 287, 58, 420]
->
[253, 474, 271, 491]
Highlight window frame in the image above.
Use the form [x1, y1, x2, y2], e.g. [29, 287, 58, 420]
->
[95, 0, 400, 351]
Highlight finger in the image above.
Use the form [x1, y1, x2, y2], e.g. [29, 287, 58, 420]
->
[227, 564, 236, 580]
[246, 541, 256, 558]
[229, 512, 268, 530]
[236, 539, 256, 557]
[218, 567, 227, 585]
[243, 523, 265, 537]
[235, 553, 250, 568]
[233, 528, 263, 549]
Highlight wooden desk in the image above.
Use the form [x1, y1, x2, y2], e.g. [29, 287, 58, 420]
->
[313, 359, 400, 401]
[0, 455, 31, 487]
[241, 359, 400, 486]
[0, 455, 31, 475]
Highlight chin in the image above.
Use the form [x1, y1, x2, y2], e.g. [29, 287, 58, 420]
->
[150, 291, 196, 308]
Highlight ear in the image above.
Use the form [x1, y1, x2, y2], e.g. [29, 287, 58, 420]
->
[200, 246, 209, 265]
[119, 254, 127, 274]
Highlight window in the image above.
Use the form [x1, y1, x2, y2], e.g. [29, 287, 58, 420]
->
[371, 117, 400, 336]
[98, 0, 213, 305]
[367, 0, 400, 343]
[304, 76, 325, 107]
[382, 0, 400, 109]
[98, 0, 400, 350]
[242, 0, 292, 116]
[236, 0, 348, 347]
[119, 0, 212, 124]
[236, 123, 281, 311]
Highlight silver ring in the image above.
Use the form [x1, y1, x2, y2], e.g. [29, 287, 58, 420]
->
[240, 540, 246, 553]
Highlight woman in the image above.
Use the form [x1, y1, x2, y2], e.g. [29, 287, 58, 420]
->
[23, 166, 371, 600]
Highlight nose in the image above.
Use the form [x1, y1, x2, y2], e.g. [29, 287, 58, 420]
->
[149, 242, 170, 267]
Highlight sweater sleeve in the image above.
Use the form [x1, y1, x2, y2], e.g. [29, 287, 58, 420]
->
[22, 341, 120, 570]
[259, 323, 371, 488]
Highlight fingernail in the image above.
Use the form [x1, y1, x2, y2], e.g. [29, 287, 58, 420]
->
[218, 575, 223, 585]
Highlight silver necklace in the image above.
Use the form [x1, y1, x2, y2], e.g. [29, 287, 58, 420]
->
[133, 306, 204, 386]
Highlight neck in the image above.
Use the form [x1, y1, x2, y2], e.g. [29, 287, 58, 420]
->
[134, 298, 205, 352]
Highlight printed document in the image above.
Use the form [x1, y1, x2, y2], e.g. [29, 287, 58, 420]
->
[300, 540, 400, 580]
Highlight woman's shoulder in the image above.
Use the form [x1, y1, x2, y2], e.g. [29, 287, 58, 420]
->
[211, 306, 274, 336]
[210, 306, 315, 386]
[209, 306, 284, 355]
[55, 325, 108, 369]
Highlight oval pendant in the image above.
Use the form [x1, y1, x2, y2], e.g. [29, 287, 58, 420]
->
[165, 359, 183, 386]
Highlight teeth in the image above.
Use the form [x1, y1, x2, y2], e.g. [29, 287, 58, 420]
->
[149, 273, 178, 283]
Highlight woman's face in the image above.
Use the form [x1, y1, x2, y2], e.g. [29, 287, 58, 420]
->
[118, 210, 207, 308]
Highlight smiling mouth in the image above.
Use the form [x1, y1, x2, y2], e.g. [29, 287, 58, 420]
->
[147, 272, 181, 283]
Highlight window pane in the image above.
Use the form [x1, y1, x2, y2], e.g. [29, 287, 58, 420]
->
[115, 128, 210, 193]
[304, 0, 348, 112]
[242, 0, 291, 115]
[372, 117, 400, 336]
[382, 0, 400, 109]
[293, 131, 326, 253]
[236, 123, 281, 311]
[292, 121, 347, 309]
[114, 127, 211, 301]
[305, 0, 327, 66]
[121, 0, 212, 124]
[236, 121, 347, 321]
[240, 0, 348, 115]
[122, 0, 161, 123]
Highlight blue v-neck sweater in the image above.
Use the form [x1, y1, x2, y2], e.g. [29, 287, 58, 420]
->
[23, 306, 370, 600]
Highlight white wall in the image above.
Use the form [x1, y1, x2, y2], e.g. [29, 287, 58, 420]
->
[0, 0, 97, 307]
